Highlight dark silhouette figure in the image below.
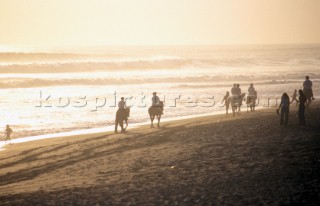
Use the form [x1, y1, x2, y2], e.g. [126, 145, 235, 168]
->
[221, 91, 230, 114]
[236, 84, 241, 95]
[5, 124, 13, 144]
[149, 92, 164, 128]
[278, 93, 290, 126]
[298, 89, 307, 125]
[247, 83, 257, 112]
[115, 97, 130, 133]
[303, 76, 314, 107]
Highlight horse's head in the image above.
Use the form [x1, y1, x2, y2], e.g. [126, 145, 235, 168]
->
[159, 101, 164, 107]
[125, 106, 131, 117]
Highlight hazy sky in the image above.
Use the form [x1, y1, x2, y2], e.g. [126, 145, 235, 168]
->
[0, 0, 320, 47]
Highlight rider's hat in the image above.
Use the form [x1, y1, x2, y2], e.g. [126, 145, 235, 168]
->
[153, 92, 157, 94]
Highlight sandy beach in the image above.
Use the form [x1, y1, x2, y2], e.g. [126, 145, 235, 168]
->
[0, 103, 320, 205]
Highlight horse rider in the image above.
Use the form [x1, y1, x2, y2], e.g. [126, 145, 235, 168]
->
[231, 84, 237, 96]
[118, 97, 127, 119]
[152, 92, 163, 114]
[303, 75, 314, 101]
[247, 83, 257, 110]
[236, 84, 241, 96]
[248, 83, 256, 96]
[118, 97, 126, 109]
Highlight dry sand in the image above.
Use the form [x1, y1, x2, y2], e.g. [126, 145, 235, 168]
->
[0, 103, 320, 205]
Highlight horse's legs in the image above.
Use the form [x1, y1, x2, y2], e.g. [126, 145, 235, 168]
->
[115, 120, 118, 133]
[150, 115, 155, 128]
[307, 98, 311, 108]
[125, 120, 128, 129]
[120, 120, 125, 132]
[157, 115, 161, 127]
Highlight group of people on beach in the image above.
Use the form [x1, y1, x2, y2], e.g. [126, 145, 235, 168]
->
[3, 76, 315, 141]
[115, 92, 163, 132]
[221, 83, 258, 114]
[221, 75, 315, 127]
[278, 76, 315, 126]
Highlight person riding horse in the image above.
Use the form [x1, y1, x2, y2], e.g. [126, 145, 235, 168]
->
[303, 75, 314, 107]
[149, 92, 164, 128]
[115, 97, 129, 133]
[151, 92, 163, 115]
[230, 84, 245, 116]
[247, 83, 257, 111]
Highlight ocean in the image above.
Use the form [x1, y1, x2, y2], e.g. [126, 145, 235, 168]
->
[0, 45, 319, 138]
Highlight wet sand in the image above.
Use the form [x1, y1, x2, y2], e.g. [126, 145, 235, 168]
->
[0, 103, 320, 205]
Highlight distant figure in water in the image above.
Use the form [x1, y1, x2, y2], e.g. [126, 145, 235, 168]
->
[303, 75, 314, 107]
[5, 125, 13, 144]
[221, 91, 230, 114]
[290, 89, 299, 106]
[298, 89, 307, 125]
[231, 84, 237, 96]
[278, 93, 290, 126]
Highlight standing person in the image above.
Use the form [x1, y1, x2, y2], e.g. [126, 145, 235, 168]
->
[298, 89, 307, 125]
[277, 93, 290, 126]
[290, 89, 299, 106]
[5, 125, 13, 144]
[221, 91, 230, 114]
[303, 76, 314, 106]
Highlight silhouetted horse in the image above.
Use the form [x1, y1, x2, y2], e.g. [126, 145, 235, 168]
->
[148, 101, 164, 128]
[230, 93, 246, 116]
[115, 107, 130, 133]
[246, 94, 257, 112]
[303, 89, 312, 108]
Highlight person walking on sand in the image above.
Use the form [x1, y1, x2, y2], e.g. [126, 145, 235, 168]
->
[221, 91, 230, 114]
[298, 89, 307, 125]
[290, 89, 299, 106]
[5, 125, 13, 144]
[277, 93, 290, 126]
